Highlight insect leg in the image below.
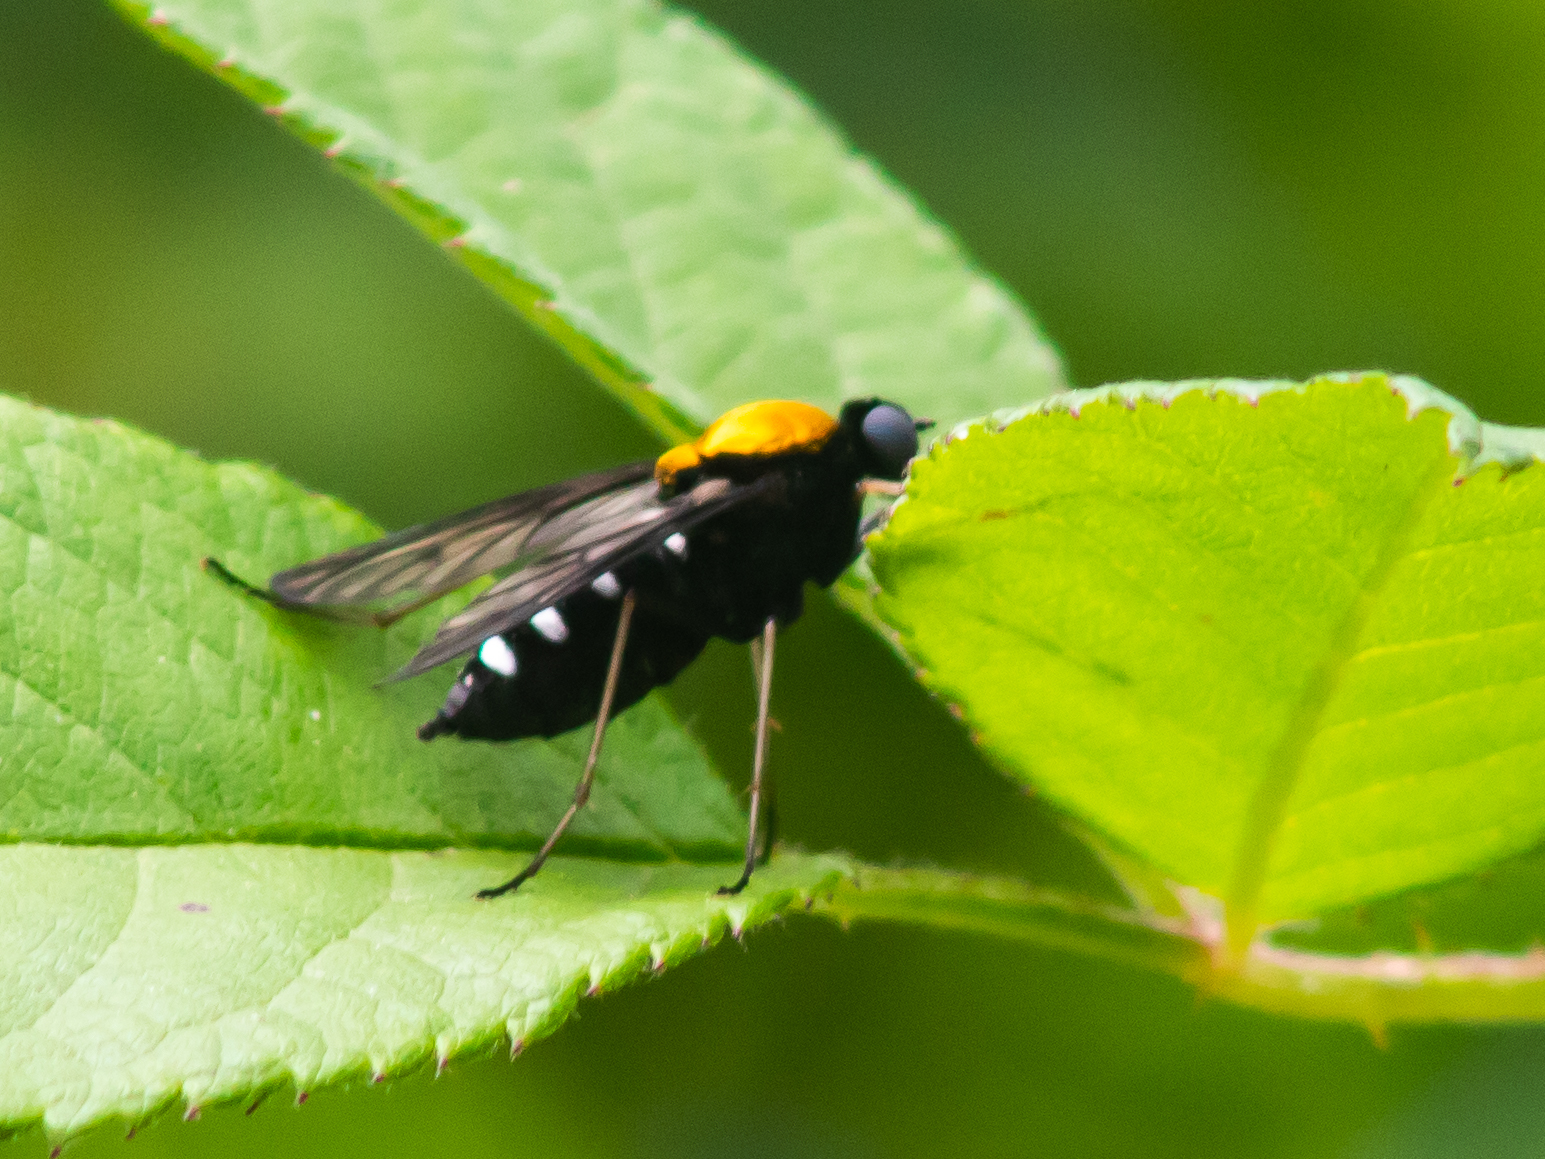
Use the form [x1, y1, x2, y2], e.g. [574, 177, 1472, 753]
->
[743, 635, 778, 867]
[719, 615, 777, 896]
[477, 589, 637, 899]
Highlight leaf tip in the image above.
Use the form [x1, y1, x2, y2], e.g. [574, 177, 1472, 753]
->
[182, 1105, 200, 1123]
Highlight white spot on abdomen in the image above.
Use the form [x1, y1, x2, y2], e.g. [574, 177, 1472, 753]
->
[664, 532, 688, 559]
[591, 571, 622, 598]
[531, 606, 569, 643]
[478, 635, 518, 676]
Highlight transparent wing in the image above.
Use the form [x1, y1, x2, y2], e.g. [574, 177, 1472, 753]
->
[388, 473, 778, 680]
[267, 461, 655, 612]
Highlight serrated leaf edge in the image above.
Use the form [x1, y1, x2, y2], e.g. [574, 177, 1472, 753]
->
[875, 371, 1545, 950]
[940, 371, 1539, 477]
[12, 850, 850, 1144]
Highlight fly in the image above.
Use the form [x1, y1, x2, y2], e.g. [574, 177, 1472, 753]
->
[205, 398, 929, 898]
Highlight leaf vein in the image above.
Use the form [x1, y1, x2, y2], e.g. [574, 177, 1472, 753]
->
[1222, 453, 1456, 952]
[1402, 520, 1545, 561]
[1348, 615, 1545, 665]
[1284, 729, 1545, 830]
[1316, 668, 1545, 744]
[11, 848, 147, 1040]
[0, 667, 200, 833]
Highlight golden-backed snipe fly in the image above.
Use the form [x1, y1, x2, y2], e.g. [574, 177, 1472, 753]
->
[206, 398, 929, 897]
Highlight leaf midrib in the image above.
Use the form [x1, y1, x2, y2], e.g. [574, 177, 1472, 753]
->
[1222, 454, 1458, 953]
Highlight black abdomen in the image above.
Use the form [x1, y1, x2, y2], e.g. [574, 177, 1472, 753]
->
[418, 550, 711, 741]
[419, 456, 863, 743]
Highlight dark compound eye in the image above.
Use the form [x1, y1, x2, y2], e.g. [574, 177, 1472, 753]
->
[861, 403, 920, 478]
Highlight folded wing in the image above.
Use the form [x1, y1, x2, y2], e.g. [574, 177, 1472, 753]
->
[268, 461, 655, 611]
[389, 473, 777, 680]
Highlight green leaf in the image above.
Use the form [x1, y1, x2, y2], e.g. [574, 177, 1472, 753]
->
[0, 394, 741, 858]
[0, 391, 851, 1141]
[0, 844, 846, 1140]
[871, 373, 1545, 939]
[115, 0, 1064, 440]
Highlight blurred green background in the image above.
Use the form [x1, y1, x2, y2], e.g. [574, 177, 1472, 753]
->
[4, 0, 1545, 1155]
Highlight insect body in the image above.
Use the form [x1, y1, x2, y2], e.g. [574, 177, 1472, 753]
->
[208, 398, 925, 898]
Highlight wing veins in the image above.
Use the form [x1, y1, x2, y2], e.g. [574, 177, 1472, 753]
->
[268, 460, 654, 609]
[387, 474, 776, 680]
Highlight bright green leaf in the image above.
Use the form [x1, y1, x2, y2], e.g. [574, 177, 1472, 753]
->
[115, 0, 1064, 440]
[0, 394, 741, 858]
[0, 392, 848, 1141]
[0, 844, 846, 1140]
[871, 373, 1545, 935]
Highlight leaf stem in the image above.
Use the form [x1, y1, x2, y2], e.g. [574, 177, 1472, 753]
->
[814, 863, 1545, 1025]
[816, 864, 1199, 976]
